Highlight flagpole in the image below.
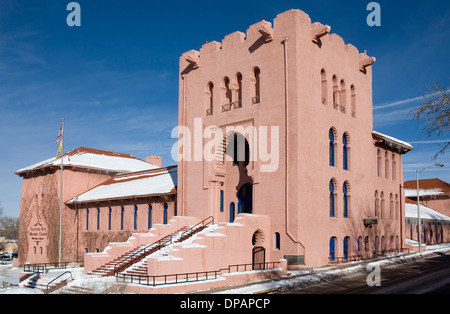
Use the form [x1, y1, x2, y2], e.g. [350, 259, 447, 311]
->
[58, 118, 64, 266]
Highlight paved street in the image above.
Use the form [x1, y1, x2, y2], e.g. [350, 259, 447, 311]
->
[282, 251, 450, 294]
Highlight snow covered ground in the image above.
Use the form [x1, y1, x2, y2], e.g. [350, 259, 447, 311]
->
[1, 242, 450, 294]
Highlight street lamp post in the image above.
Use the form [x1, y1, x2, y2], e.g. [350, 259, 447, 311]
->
[416, 163, 444, 254]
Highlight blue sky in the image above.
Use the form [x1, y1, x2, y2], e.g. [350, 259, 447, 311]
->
[0, 0, 449, 217]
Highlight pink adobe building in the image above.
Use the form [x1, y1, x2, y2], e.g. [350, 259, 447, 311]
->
[15, 9, 423, 292]
[177, 9, 412, 267]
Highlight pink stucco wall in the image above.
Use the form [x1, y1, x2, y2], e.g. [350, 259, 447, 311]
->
[177, 9, 409, 267]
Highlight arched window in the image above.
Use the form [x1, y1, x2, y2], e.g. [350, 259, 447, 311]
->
[377, 149, 381, 177]
[148, 205, 152, 229]
[392, 154, 397, 181]
[206, 82, 214, 115]
[329, 128, 336, 167]
[351, 85, 356, 117]
[252, 67, 261, 104]
[364, 236, 369, 252]
[380, 191, 385, 219]
[357, 236, 362, 252]
[163, 203, 168, 224]
[86, 209, 89, 231]
[374, 191, 379, 217]
[108, 207, 112, 230]
[229, 202, 235, 223]
[375, 236, 379, 254]
[222, 77, 232, 107]
[97, 208, 100, 230]
[220, 190, 224, 212]
[389, 193, 394, 219]
[329, 237, 337, 262]
[339, 79, 346, 112]
[330, 179, 336, 217]
[385, 151, 389, 179]
[120, 207, 124, 230]
[275, 232, 281, 250]
[343, 181, 349, 218]
[395, 194, 399, 220]
[343, 133, 349, 171]
[321, 69, 328, 105]
[343, 236, 350, 260]
[133, 205, 138, 230]
[332, 75, 339, 108]
[236, 72, 243, 106]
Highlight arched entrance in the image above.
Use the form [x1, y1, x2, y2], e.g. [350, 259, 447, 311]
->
[252, 229, 265, 270]
[238, 183, 253, 214]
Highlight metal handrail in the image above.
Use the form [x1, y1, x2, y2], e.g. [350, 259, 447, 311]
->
[113, 234, 173, 275]
[23, 261, 84, 273]
[46, 271, 73, 294]
[115, 261, 281, 287]
[177, 216, 214, 242]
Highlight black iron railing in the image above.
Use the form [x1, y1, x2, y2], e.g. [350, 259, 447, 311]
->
[23, 261, 84, 273]
[115, 261, 281, 287]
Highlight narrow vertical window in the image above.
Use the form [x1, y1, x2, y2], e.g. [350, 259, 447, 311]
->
[392, 154, 396, 181]
[252, 67, 261, 104]
[330, 180, 336, 217]
[120, 207, 124, 230]
[230, 202, 235, 223]
[329, 237, 336, 262]
[206, 82, 214, 115]
[377, 149, 381, 177]
[374, 191, 379, 217]
[343, 237, 349, 260]
[332, 75, 339, 108]
[385, 151, 389, 179]
[343, 133, 349, 171]
[86, 209, 89, 231]
[237, 72, 243, 106]
[321, 69, 328, 105]
[339, 80, 346, 112]
[222, 77, 232, 106]
[343, 182, 349, 218]
[351, 85, 356, 117]
[97, 208, 100, 230]
[389, 193, 394, 219]
[329, 129, 335, 167]
[133, 205, 138, 230]
[108, 207, 112, 230]
[364, 236, 369, 252]
[275, 233, 281, 250]
[380, 191, 384, 219]
[220, 190, 224, 212]
[163, 203, 168, 224]
[148, 205, 152, 229]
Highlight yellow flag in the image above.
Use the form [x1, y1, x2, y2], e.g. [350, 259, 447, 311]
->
[56, 140, 63, 158]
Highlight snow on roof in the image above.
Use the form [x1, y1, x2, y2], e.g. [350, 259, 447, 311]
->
[15, 147, 159, 175]
[404, 188, 444, 197]
[404, 178, 450, 195]
[405, 203, 450, 221]
[67, 166, 177, 204]
[372, 131, 413, 152]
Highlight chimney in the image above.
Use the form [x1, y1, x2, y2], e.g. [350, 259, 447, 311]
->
[145, 155, 162, 167]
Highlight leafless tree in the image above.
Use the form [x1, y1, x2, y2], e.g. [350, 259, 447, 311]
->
[413, 82, 449, 157]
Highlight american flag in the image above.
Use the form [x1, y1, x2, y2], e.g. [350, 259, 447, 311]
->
[56, 125, 62, 144]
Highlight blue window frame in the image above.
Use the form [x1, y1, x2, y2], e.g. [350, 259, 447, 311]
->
[148, 205, 152, 229]
[120, 207, 124, 230]
[343, 237, 349, 260]
[229, 202, 235, 222]
[343, 182, 349, 218]
[329, 180, 335, 217]
[329, 129, 335, 166]
[329, 237, 336, 261]
[343, 133, 348, 170]
[97, 208, 100, 230]
[133, 205, 138, 230]
[86, 209, 89, 231]
[163, 203, 168, 224]
[220, 190, 224, 212]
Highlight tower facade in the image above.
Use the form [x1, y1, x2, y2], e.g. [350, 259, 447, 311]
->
[177, 9, 411, 267]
